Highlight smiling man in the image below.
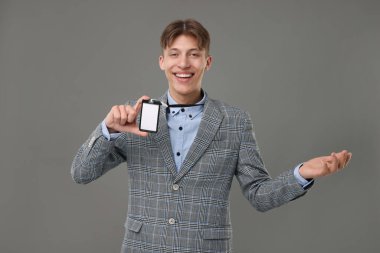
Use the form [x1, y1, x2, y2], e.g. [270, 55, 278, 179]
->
[159, 26, 212, 105]
[71, 19, 352, 253]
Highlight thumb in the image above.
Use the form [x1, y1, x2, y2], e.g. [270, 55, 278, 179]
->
[129, 127, 149, 137]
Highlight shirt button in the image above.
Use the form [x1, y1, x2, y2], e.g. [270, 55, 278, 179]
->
[176, 152, 181, 156]
[189, 114, 192, 118]
[172, 184, 179, 191]
[181, 108, 185, 112]
[179, 126, 183, 131]
[168, 218, 176, 225]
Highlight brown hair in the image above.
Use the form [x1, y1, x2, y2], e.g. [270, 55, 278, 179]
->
[160, 19, 211, 55]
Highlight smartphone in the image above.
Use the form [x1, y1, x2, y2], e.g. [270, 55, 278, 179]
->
[139, 99, 160, 133]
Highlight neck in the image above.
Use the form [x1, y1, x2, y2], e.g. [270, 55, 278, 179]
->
[170, 90, 203, 105]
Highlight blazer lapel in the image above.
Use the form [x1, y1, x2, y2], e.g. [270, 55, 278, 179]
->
[152, 93, 177, 177]
[174, 98, 224, 183]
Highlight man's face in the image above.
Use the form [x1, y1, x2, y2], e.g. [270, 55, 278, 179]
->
[159, 35, 212, 104]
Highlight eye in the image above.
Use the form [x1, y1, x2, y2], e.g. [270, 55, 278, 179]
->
[190, 53, 200, 57]
[169, 53, 178, 57]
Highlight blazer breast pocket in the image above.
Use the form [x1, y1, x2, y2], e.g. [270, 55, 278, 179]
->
[207, 139, 240, 152]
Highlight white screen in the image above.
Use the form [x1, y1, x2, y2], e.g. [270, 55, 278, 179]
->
[140, 103, 160, 132]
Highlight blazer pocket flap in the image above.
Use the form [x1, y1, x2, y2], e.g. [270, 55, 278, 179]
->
[125, 217, 143, 233]
[202, 227, 232, 240]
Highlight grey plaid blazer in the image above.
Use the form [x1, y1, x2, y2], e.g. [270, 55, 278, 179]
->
[71, 93, 308, 253]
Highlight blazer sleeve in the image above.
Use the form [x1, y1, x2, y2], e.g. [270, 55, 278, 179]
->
[71, 124, 127, 184]
[234, 112, 308, 212]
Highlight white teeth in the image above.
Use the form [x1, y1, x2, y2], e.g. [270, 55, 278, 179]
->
[175, 73, 192, 78]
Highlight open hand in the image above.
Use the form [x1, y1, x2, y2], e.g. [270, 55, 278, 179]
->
[299, 150, 352, 179]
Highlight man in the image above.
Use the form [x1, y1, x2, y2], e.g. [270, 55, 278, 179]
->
[71, 19, 352, 253]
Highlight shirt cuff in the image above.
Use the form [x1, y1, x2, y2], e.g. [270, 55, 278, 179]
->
[294, 163, 314, 189]
[101, 120, 121, 141]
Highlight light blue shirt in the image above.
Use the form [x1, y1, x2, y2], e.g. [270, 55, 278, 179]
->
[166, 91, 206, 171]
[101, 91, 312, 188]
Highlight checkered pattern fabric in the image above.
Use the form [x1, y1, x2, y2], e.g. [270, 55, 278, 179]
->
[71, 93, 308, 253]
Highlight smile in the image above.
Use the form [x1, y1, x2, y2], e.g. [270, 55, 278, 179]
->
[174, 73, 194, 78]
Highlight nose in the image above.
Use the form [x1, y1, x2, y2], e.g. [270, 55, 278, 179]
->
[177, 55, 190, 69]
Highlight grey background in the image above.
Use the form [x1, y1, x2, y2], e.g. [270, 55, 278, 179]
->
[1, 0, 379, 252]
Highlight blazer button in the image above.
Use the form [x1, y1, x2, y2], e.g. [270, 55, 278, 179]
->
[172, 184, 179, 191]
[168, 218, 176, 225]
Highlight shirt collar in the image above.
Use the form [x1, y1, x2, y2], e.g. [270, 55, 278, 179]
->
[167, 90, 207, 118]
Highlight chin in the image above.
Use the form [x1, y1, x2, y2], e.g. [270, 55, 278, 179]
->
[175, 86, 199, 95]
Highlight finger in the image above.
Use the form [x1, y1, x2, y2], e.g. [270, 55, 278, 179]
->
[329, 153, 340, 172]
[344, 152, 353, 167]
[125, 105, 137, 123]
[129, 127, 149, 137]
[337, 150, 349, 169]
[118, 105, 128, 125]
[339, 150, 349, 169]
[112, 105, 121, 125]
[336, 152, 346, 169]
[104, 109, 114, 127]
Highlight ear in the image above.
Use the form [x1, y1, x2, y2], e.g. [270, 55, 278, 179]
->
[159, 55, 165, 70]
[205, 55, 213, 71]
